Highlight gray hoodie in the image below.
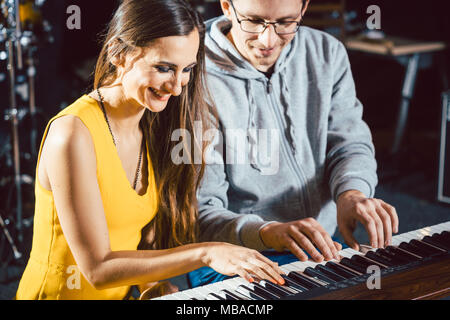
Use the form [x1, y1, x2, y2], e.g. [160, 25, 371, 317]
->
[197, 16, 378, 251]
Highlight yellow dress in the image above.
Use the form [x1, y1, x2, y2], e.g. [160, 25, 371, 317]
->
[16, 95, 158, 299]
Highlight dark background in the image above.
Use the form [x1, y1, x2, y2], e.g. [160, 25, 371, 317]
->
[0, 0, 449, 299]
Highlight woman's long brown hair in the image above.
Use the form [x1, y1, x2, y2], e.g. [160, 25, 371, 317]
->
[93, 0, 214, 249]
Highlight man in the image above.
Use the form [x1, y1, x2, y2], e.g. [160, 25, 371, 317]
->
[190, 0, 399, 287]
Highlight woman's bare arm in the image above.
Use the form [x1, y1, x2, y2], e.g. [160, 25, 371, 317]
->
[40, 115, 285, 290]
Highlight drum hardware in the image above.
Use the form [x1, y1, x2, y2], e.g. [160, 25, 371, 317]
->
[0, 211, 22, 261]
[0, 0, 50, 265]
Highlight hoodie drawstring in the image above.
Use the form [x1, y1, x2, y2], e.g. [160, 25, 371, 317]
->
[246, 80, 262, 172]
[280, 75, 297, 153]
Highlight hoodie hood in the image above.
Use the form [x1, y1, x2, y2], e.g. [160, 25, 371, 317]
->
[205, 16, 299, 80]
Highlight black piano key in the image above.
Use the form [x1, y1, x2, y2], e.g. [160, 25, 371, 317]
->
[219, 290, 242, 300]
[365, 251, 396, 267]
[315, 264, 347, 281]
[436, 235, 450, 250]
[236, 285, 265, 300]
[325, 261, 359, 278]
[304, 267, 336, 284]
[385, 246, 421, 262]
[207, 293, 226, 300]
[339, 257, 367, 274]
[410, 239, 444, 255]
[376, 248, 410, 265]
[250, 283, 282, 299]
[405, 241, 431, 257]
[287, 271, 323, 289]
[434, 233, 450, 247]
[259, 280, 296, 296]
[281, 275, 308, 292]
[421, 236, 450, 251]
[352, 254, 387, 270]
[431, 233, 450, 248]
[399, 242, 424, 258]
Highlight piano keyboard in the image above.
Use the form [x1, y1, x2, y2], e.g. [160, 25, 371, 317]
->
[153, 221, 450, 300]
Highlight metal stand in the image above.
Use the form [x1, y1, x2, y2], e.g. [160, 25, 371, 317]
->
[5, 35, 24, 244]
[390, 53, 420, 155]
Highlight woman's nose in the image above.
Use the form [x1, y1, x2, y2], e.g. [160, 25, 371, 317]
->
[164, 73, 184, 96]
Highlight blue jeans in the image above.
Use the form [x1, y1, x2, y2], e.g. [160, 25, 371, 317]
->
[187, 238, 347, 288]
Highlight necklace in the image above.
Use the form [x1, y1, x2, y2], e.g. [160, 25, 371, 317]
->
[97, 88, 144, 191]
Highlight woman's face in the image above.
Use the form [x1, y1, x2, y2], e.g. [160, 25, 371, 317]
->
[117, 29, 200, 113]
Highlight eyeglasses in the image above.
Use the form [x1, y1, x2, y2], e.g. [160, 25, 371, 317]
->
[228, 0, 302, 35]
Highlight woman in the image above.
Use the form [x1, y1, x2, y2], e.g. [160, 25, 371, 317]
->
[16, 0, 284, 300]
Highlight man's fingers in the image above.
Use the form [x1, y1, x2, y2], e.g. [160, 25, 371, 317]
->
[283, 235, 311, 262]
[288, 227, 324, 262]
[368, 209, 384, 248]
[339, 224, 359, 251]
[322, 234, 340, 260]
[334, 241, 343, 251]
[380, 200, 399, 234]
[357, 211, 378, 248]
[303, 228, 334, 260]
[375, 204, 392, 247]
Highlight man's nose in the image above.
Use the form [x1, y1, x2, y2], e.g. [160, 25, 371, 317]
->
[258, 24, 278, 48]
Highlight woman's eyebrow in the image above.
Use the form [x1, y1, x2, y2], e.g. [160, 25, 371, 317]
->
[156, 61, 197, 68]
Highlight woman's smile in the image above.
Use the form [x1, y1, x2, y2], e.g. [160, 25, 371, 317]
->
[149, 87, 171, 101]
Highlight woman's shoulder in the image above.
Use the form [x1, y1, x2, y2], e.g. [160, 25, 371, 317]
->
[47, 94, 100, 146]
[45, 114, 94, 159]
[56, 94, 100, 119]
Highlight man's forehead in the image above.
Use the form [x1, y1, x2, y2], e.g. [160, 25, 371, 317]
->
[233, 0, 303, 20]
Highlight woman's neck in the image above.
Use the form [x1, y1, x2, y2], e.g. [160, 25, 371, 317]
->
[92, 85, 146, 139]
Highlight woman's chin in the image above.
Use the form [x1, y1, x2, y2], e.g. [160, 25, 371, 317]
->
[144, 89, 170, 112]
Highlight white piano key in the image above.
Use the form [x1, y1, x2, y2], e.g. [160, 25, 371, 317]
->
[393, 234, 412, 243]
[285, 261, 308, 272]
[193, 286, 217, 299]
[281, 263, 302, 273]
[346, 248, 366, 256]
[170, 288, 201, 300]
[203, 282, 227, 295]
[402, 232, 419, 241]
[391, 236, 403, 246]
[433, 224, 448, 232]
[409, 229, 429, 239]
[339, 250, 355, 259]
[438, 221, 450, 229]
[167, 291, 192, 300]
[219, 278, 241, 292]
[206, 293, 222, 300]
[302, 260, 320, 269]
[280, 265, 292, 274]
[219, 280, 251, 300]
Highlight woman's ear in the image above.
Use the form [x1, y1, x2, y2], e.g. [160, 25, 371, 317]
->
[107, 38, 126, 68]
